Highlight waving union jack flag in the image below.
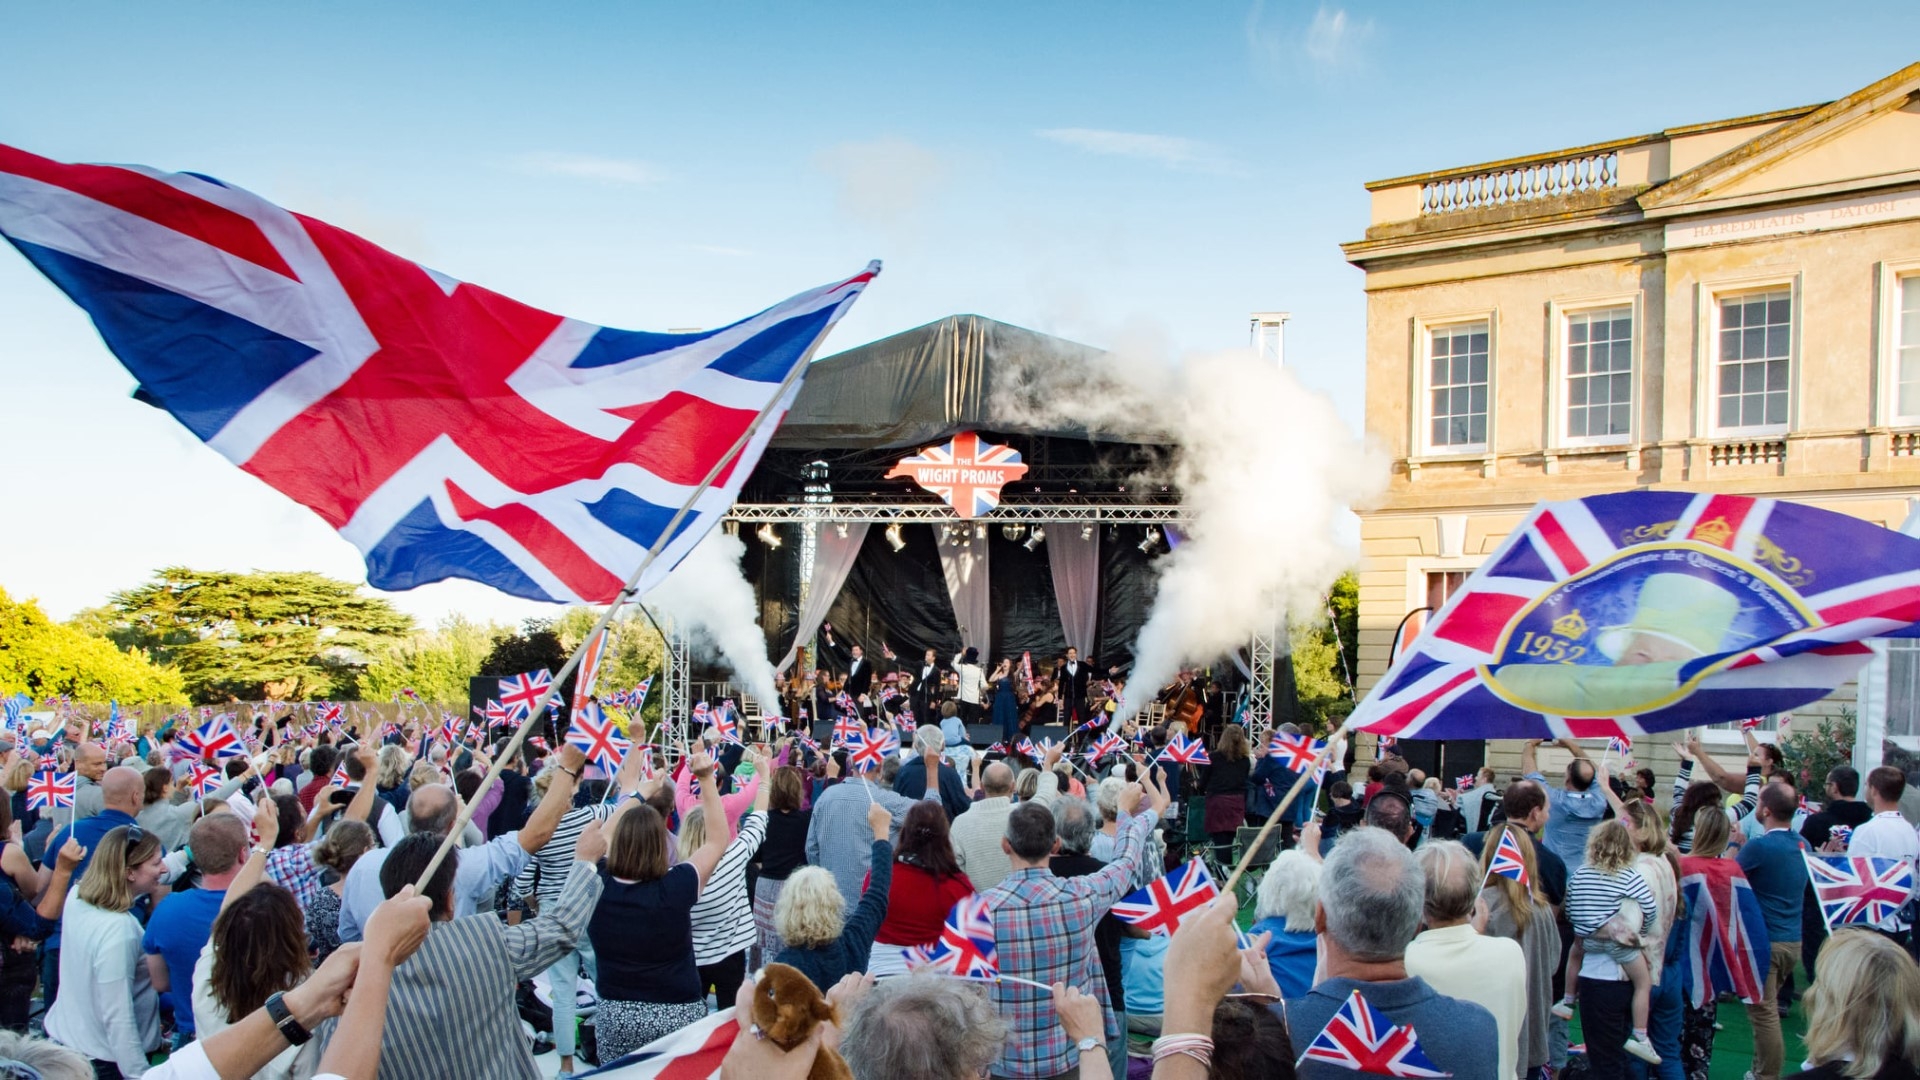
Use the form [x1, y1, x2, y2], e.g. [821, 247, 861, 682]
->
[1680, 857, 1770, 1008]
[566, 704, 632, 774]
[902, 894, 1000, 980]
[710, 703, 742, 747]
[1111, 858, 1221, 936]
[1088, 733, 1126, 764]
[831, 712, 863, 746]
[1302, 989, 1452, 1078]
[498, 669, 554, 721]
[845, 729, 891, 774]
[1266, 730, 1324, 772]
[1486, 827, 1530, 886]
[187, 764, 226, 800]
[1804, 854, 1916, 929]
[1155, 734, 1210, 767]
[0, 144, 877, 605]
[1352, 492, 1920, 742]
[25, 769, 75, 811]
[181, 713, 246, 762]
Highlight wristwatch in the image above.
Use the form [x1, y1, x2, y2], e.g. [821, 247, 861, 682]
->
[264, 991, 312, 1046]
[1076, 1036, 1101, 1053]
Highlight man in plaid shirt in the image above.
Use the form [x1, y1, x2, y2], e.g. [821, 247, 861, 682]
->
[984, 765, 1171, 1079]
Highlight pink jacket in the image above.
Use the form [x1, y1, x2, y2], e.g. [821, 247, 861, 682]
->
[674, 758, 761, 837]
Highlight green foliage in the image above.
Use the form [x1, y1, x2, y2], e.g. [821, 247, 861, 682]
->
[1780, 708, 1857, 794]
[105, 567, 413, 703]
[361, 616, 513, 704]
[1290, 571, 1359, 736]
[553, 608, 668, 733]
[0, 587, 184, 702]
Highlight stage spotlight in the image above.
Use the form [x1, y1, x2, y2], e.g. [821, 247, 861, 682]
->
[1024, 526, 1046, 552]
[885, 523, 906, 552]
[756, 524, 783, 549]
[1138, 526, 1161, 553]
[974, 524, 987, 540]
[1001, 523, 1026, 542]
[940, 525, 954, 544]
[834, 523, 849, 540]
[1080, 524, 1094, 541]
[723, 520, 739, 536]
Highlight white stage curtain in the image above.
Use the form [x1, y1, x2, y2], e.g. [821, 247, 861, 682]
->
[1047, 523, 1101, 653]
[776, 522, 870, 672]
[936, 525, 992, 662]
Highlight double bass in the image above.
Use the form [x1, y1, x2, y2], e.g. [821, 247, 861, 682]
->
[1159, 673, 1205, 734]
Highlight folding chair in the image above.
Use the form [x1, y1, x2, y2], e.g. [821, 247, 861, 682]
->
[1230, 824, 1286, 905]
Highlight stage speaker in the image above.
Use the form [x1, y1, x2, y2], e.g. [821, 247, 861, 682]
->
[812, 720, 838, 746]
[965, 724, 1000, 748]
[1029, 724, 1069, 744]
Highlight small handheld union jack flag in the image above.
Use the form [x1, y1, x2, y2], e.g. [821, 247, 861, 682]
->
[1829, 824, 1854, 847]
[25, 769, 75, 811]
[1607, 735, 1634, 757]
[1486, 828, 1530, 887]
[1739, 716, 1766, 731]
[181, 714, 247, 763]
[1088, 733, 1126, 764]
[832, 712, 863, 746]
[903, 894, 1000, 980]
[1112, 858, 1221, 937]
[710, 704, 742, 747]
[188, 765, 225, 801]
[1015, 737, 1038, 759]
[1267, 730, 1324, 772]
[1804, 854, 1916, 928]
[330, 762, 352, 788]
[498, 669, 554, 722]
[1302, 988, 1452, 1078]
[986, 741, 1009, 755]
[319, 703, 344, 725]
[566, 704, 632, 774]
[1455, 774, 1476, 791]
[1156, 734, 1210, 767]
[691, 702, 711, 728]
[845, 729, 891, 774]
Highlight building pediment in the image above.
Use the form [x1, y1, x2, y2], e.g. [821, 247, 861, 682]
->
[1638, 61, 1920, 216]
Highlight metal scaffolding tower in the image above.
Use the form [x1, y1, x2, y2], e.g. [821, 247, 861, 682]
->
[1247, 622, 1279, 742]
[664, 614, 692, 742]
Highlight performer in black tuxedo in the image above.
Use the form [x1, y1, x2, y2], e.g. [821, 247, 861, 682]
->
[821, 624, 887, 698]
[910, 647, 945, 722]
[1055, 647, 1095, 728]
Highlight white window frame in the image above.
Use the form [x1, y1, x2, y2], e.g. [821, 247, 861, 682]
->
[1695, 273, 1800, 439]
[1548, 294, 1641, 449]
[1879, 638, 1920, 749]
[1412, 311, 1497, 458]
[1874, 259, 1920, 428]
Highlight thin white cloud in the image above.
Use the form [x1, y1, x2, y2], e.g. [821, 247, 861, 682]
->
[514, 151, 662, 186]
[1035, 128, 1237, 173]
[1245, 1, 1375, 78]
[813, 138, 948, 227]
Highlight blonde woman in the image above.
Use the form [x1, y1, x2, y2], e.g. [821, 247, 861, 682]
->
[1792, 929, 1920, 1080]
[773, 800, 894, 989]
[1478, 823, 1560, 1080]
[45, 825, 166, 1077]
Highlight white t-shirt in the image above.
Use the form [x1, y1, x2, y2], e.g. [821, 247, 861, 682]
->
[1847, 810, 1920, 932]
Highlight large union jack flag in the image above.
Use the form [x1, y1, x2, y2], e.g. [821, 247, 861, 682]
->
[0, 144, 875, 604]
[902, 893, 1000, 980]
[1111, 857, 1220, 936]
[1302, 989, 1452, 1078]
[883, 432, 1029, 518]
[1804, 854, 1915, 929]
[1679, 857, 1770, 1009]
[1351, 492, 1920, 741]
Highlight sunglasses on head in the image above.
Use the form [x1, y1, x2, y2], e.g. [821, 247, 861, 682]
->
[123, 824, 146, 851]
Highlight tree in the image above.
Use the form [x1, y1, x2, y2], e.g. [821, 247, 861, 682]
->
[1290, 571, 1359, 734]
[361, 615, 513, 704]
[552, 607, 668, 732]
[0, 587, 184, 703]
[106, 567, 413, 703]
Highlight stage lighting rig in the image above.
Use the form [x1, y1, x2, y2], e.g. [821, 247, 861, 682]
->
[756, 524, 783, 549]
[1024, 526, 1046, 552]
[1138, 526, 1161, 553]
[885, 523, 906, 552]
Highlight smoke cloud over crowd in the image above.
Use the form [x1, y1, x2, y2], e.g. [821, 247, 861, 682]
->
[644, 529, 781, 715]
[994, 329, 1386, 722]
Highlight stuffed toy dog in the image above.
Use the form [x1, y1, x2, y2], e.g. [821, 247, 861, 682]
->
[750, 963, 852, 1080]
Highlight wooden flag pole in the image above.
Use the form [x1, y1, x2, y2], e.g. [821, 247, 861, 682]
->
[1218, 723, 1354, 901]
[412, 333, 829, 890]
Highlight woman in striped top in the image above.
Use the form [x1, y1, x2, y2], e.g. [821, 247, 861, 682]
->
[685, 747, 771, 1008]
[1668, 737, 1762, 853]
[510, 745, 645, 1078]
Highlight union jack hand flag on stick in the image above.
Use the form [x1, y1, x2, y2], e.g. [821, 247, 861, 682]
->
[845, 729, 890, 774]
[498, 669, 553, 722]
[25, 769, 75, 811]
[566, 704, 631, 774]
[903, 894, 1000, 980]
[1156, 734, 1210, 766]
[1455, 774, 1476, 791]
[1804, 854, 1916, 929]
[181, 714, 246, 762]
[1486, 828, 1530, 886]
[1088, 733, 1126, 764]
[330, 762, 352, 788]
[711, 704, 743, 747]
[187, 765, 224, 801]
[1015, 737, 1038, 759]
[1301, 989, 1452, 1078]
[1267, 730, 1324, 772]
[1111, 858, 1221, 937]
[0, 143, 875, 607]
[832, 713, 864, 746]
[1739, 716, 1766, 731]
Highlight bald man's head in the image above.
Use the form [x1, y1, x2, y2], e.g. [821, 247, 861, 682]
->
[982, 762, 1014, 798]
[75, 743, 108, 782]
[406, 783, 459, 837]
[100, 766, 145, 813]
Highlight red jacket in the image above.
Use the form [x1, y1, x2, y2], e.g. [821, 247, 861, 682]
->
[871, 861, 974, 947]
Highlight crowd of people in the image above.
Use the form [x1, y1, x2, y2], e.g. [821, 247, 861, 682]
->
[0, 706, 1914, 1080]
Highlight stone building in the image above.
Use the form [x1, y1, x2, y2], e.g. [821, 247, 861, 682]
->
[1344, 61, 1920, 784]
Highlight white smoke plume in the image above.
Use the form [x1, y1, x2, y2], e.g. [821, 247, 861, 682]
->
[994, 329, 1386, 723]
[643, 529, 780, 715]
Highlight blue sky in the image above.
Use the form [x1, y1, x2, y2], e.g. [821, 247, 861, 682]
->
[3, 2, 1916, 626]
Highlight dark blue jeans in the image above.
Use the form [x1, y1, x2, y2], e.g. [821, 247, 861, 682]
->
[1631, 958, 1684, 1080]
[1578, 976, 1634, 1080]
